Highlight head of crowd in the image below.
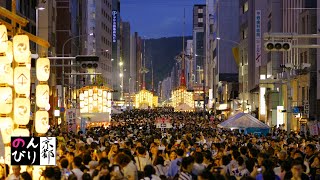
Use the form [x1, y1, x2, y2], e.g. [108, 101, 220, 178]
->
[1, 109, 320, 180]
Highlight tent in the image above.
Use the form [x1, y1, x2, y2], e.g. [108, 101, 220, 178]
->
[175, 103, 194, 112]
[218, 112, 270, 135]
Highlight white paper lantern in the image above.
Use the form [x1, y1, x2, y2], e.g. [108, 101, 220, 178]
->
[35, 111, 49, 134]
[79, 93, 84, 101]
[107, 92, 112, 100]
[0, 87, 12, 114]
[98, 97, 102, 104]
[6, 41, 13, 64]
[0, 117, 13, 144]
[98, 89, 102, 96]
[88, 89, 93, 96]
[13, 35, 30, 63]
[84, 90, 88, 97]
[36, 84, 49, 108]
[14, 67, 30, 94]
[12, 128, 29, 137]
[0, 64, 13, 85]
[0, 25, 8, 53]
[36, 58, 50, 81]
[93, 93, 98, 100]
[14, 98, 30, 125]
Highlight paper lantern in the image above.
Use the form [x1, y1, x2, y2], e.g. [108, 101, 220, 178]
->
[107, 92, 112, 100]
[88, 89, 93, 96]
[13, 35, 30, 63]
[0, 64, 13, 85]
[79, 93, 84, 101]
[6, 41, 13, 63]
[0, 117, 13, 144]
[14, 98, 30, 125]
[12, 128, 29, 137]
[98, 97, 102, 103]
[4, 146, 11, 165]
[0, 87, 12, 114]
[89, 97, 93, 104]
[93, 93, 98, 100]
[98, 105, 103, 112]
[103, 91, 107, 98]
[36, 58, 50, 81]
[14, 67, 30, 94]
[36, 84, 49, 108]
[80, 101, 84, 108]
[0, 25, 8, 53]
[35, 111, 49, 134]
[84, 90, 88, 97]
[98, 89, 102, 96]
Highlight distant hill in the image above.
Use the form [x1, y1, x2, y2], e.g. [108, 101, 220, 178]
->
[144, 36, 192, 92]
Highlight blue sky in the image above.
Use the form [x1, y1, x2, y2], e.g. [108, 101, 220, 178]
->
[121, 0, 206, 38]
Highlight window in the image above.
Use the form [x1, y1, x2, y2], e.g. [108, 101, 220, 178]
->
[198, 18, 203, 23]
[243, 1, 248, 14]
[198, 8, 203, 13]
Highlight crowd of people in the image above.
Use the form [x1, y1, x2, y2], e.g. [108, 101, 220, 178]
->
[2, 109, 320, 180]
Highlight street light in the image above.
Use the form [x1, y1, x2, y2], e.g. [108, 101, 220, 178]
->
[61, 33, 94, 129]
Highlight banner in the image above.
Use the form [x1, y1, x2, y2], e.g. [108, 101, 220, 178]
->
[11, 137, 56, 165]
[66, 108, 77, 132]
[308, 121, 319, 136]
[155, 117, 172, 128]
[255, 10, 262, 67]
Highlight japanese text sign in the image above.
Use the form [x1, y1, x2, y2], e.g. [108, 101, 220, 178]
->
[11, 137, 56, 165]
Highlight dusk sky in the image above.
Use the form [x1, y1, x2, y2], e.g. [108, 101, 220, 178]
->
[121, 0, 206, 39]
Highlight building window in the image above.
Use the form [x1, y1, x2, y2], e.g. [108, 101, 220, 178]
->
[198, 18, 203, 23]
[243, 1, 248, 14]
[198, 8, 203, 13]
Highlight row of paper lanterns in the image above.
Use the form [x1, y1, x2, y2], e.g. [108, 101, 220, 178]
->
[79, 88, 112, 113]
[0, 25, 51, 149]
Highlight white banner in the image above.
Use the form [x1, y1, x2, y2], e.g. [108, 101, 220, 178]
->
[40, 137, 56, 166]
[255, 10, 262, 67]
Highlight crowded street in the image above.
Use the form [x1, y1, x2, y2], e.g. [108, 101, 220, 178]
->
[15, 109, 315, 180]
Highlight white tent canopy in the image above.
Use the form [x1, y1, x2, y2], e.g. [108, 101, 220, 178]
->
[218, 112, 269, 129]
[175, 103, 193, 112]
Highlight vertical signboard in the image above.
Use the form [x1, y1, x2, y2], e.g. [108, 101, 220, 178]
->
[112, 11, 117, 43]
[66, 109, 77, 132]
[255, 10, 261, 67]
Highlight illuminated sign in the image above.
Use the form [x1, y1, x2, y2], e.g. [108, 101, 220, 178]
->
[255, 10, 261, 67]
[112, 11, 117, 43]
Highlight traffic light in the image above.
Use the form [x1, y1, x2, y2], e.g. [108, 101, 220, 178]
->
[75, 55, 99, 69]
[264, 41, 292, 51]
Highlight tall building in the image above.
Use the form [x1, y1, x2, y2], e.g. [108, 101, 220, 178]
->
[81, 0, 113, 87]
[281, 0, 318, 130]
[238, 0, 268, 118]
[112, 0, 121, 100]
[135, 32, 143, 92]
[121, 21, 131, 94]
[193, 5, 206, 85]
[130, 33, 137, 94]
[185, 40, 194, 89]
[207, 0, 239, 110]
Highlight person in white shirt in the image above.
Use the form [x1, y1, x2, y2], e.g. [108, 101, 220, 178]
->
[153, 156, 168, 178]
[71, 156, 83, 180]
[134, 147, 152, 172]
[7, 165, 20, 180]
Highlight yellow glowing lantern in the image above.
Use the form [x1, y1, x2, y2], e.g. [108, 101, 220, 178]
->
[79, 92, 84, 101]
[14, 98, 30, 125]
[89, 97, 93, 104]
[84, 90, 88, 97]
[89, 104, 93, 112]
[107, 92, 112, 100]
[12, 128, 29, 137]
[0, 117, 13, 144]
[98, 105, 103, 112]
[35, 111, 49, 134]
[98, 89, 102, 96]
[0, 64, 13, 85]
[0, 87, 12, 114]
[14, 67, 30, 94]
[88, 89, 93, 96]
[93, 93, 98, 100]
[0, 25, 8, 53]
[80, 100, 85, 108]
[13, 35, 31, 63]
[36, 84, 49, 108]
[103, 91, 107, 98]
[36, 58, 50, 81]
[0, 41, 13, 64]
[98, 97, 102, 104]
